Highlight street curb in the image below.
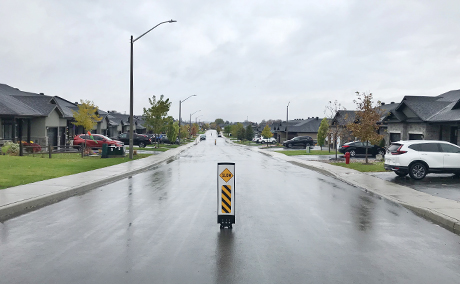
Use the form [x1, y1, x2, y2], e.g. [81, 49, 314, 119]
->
[0, 141, 197, 222]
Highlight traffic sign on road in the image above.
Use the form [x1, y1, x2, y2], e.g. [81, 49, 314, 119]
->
[217, 162, 235, 228]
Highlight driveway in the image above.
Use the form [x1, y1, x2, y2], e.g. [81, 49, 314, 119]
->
[369, 172, 460, 202]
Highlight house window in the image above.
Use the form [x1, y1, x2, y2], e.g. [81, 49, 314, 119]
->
[2, 120, 13, 140]
[409, 133, 424, 140]
[389, 133, 401, 142]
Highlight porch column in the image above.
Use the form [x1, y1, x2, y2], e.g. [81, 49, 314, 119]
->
[18, 119, 23, 156]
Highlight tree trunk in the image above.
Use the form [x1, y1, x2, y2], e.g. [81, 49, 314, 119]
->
[365, 140, 369, 164]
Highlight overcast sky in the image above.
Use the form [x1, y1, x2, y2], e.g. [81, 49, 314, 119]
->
[2, 0, 460, 123]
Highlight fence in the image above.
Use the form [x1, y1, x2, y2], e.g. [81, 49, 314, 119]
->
[20, 144, 82, 158]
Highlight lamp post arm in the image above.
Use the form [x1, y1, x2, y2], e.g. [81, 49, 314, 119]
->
[134, 20, 177, 43]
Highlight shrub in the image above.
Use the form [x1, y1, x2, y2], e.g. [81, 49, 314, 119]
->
[2, 142, 19, 156]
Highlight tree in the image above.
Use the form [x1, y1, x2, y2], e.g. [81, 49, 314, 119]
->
[261, 125, 273, 148]
[72, 100, 102, 132]
[215, 118, 224, 125]
[317, 118, 329, 150]
[245, 125, 254, 141]
[232, 123, 245, 140]
[191, 123, 198, 136]
[143, 95, 171, 147]
[179, 125, 188, 139]
[346, 92, 384, 164]
[224, 125, 232, 136]
[165, 117, 179, 144]
[325, 100, 347, 159]
[216, 125, 222, 134]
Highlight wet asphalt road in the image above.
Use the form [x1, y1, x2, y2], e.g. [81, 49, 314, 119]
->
[1, 130, 460, 283]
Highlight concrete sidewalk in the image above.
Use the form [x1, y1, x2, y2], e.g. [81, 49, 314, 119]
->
[0, 141, 198, 222]
[225, 138, 460, 235]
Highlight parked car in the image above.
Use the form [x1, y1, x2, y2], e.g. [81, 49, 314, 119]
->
[384, 140, 460, 180]
[117, 133, 152, 148]
[260, 137, 277, 144]
[73, 134, 123, 149]
[283, 136, 314, 148]
[338, 141, 386, 157]
[200, 134, 206, 140]
[252, 135, 260, 143]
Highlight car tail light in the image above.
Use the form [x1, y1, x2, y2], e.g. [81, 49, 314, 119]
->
[341, 145, 349, 148]
[391, 145, 407, 155]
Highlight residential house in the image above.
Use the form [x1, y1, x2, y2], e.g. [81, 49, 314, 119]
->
[384, 90, 460, 145]
[0, 84, 77, 147]
[331, 102, 399, 147]
[273, 117, 325, 143]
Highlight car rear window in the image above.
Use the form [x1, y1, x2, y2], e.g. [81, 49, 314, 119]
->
[388, 143, 402, 152]
[408, 144, 420, 151]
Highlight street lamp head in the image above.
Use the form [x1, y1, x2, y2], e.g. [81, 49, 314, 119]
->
[169, 19, 177, 23]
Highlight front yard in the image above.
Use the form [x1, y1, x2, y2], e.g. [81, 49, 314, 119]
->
[0, 153, 152, 189]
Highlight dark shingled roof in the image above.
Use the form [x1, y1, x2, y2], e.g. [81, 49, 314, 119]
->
[389, 89, 460, 123]
[0, 83, 78, 118]
[0, 84, 47, 117]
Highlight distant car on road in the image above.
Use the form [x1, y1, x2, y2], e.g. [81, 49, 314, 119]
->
[338, 141, 386, 157]
[200, 134, 206, 141]
[73, 134, 123, 149]
[283, 136, 314, 148]
[385, 140, 460, 180]
[117, 133, 152, 148]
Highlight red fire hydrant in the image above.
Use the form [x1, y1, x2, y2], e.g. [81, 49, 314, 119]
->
[345, 152, 350, 164]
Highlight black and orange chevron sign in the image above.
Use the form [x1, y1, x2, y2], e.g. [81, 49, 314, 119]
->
[221, 185, 232, 213]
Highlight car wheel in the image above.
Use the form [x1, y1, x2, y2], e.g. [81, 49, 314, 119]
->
[138, 142, 145, 148]
[409, 162, 427, 180]
[272, 140, 276, 144]
[349, 150, 356, 157]
[287, 144, 292, 148]
[395, 170, 408, 177]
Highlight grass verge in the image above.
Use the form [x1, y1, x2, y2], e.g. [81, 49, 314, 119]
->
[330, 161, 386, 172]
[0, 153, 151, 189]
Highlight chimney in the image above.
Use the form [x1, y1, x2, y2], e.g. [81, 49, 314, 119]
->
[39, 93, 44, 95]
[381, 102, 385, 105]
[391, 102, 395, 104]
[316, 117, 319, 120]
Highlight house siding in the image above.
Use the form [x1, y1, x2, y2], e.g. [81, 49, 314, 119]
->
[387, 123, 427, 140]
[30, 117, 46, 143]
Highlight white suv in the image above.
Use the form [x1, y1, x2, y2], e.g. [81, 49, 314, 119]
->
[384, 140, 460, 180]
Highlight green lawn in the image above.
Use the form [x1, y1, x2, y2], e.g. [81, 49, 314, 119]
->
[0, 153, 151, 189]
[275, 150, 335, 156]
[330, 161, 386, 172]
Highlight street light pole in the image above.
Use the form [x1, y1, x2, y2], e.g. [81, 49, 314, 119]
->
[129, 19, 176, 159]
[190, 110, 201, 137]
[286, 101, 290, 142]
[196, 115, 203, 125]
[179, 95, 196, 144]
